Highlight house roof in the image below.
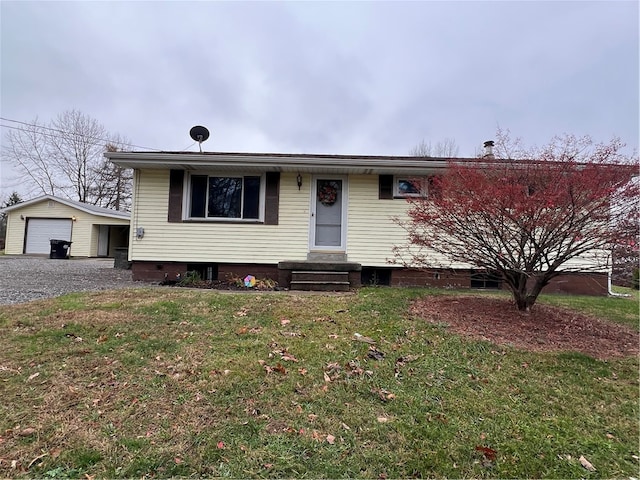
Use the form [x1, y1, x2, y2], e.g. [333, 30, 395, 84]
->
[105, 151, 482, 175]
[0, 195, 131, 220]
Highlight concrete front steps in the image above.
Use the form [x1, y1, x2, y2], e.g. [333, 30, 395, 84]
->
[290, 271, 350, 291]
[278, 261, 362, 291]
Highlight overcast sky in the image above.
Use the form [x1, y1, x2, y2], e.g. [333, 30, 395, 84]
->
[1, 0, 638, 198]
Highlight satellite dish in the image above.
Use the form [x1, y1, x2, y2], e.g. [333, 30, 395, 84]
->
[189, 125, 210, 152]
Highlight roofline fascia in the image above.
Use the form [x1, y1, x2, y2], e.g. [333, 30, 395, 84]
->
[104, 152, 453, 170]
[0, 194, 130, 219]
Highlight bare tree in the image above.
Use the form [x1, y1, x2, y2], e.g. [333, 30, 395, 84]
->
[91, 141, 134, 211]
[4, 118, 59, 197]
[410, 137, 459, 157]
[2, 110, 132, 210]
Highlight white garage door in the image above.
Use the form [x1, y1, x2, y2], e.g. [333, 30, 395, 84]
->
[25, 218, 73, 254]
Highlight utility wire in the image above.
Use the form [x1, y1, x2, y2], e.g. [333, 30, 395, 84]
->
[0, 116, 160, 151]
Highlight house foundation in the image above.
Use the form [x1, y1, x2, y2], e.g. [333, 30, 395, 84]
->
[130, 261, 608, 296]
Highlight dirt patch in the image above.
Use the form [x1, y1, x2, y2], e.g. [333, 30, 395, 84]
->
[410, 296, 639, 360]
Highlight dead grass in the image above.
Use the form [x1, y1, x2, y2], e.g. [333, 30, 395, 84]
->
[0, 287, 638, 478]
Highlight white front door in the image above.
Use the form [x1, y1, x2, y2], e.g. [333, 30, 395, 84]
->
[98, 225, 110, 256]
[310, 177, 347, 251]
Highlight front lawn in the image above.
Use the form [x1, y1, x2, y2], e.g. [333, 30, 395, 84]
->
[0, 288, 637, 478]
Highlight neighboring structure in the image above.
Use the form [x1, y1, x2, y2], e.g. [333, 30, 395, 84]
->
[1, 195, 130, 257]
[105, 151, 608, 295]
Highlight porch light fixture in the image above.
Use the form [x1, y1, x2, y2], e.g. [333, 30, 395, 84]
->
[296, 173, 303, 190]
[71, 216, 77, 222]
[20, 215, 24, 220]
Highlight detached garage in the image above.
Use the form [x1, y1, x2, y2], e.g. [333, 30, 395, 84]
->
[1, 195, 130, 257]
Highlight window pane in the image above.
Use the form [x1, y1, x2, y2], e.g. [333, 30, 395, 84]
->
[190, 175, 207, 217]
[208, 177, 242, 218]
[243, 176, 261, 219]
[398, 179, 419, 195]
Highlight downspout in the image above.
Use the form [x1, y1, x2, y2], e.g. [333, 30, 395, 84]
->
[608, 272, 630, 297]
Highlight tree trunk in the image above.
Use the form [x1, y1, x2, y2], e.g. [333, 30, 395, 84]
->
[503, 271, 549, 312]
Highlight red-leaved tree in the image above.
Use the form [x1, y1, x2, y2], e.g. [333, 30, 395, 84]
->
[394, 131, 639, 311]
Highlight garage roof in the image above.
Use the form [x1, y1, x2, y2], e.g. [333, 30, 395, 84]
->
[0, 195, 130, 220]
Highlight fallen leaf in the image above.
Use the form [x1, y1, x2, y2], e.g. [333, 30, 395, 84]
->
[323, 372, 331, 383]
[96, 335, 108, 344]
[18, 428, 37, 437]
[367, 348, 385, 361]
[353, 333, 376, 344]
[326, 434, 336, 444]
[236, 327, 248, 335]
[174, 457, 183, 464]
[281, 331, 303, 337]
[27, 372, 40, 381]
[50, 448, 62, 459]
[274, 363, 287, 375]
[605, 433, 615, 439]
[217, 441, 225, 449]
[280, 318, 290, 326]
[475, 445, 497, 462]
[579, 455, 595, 472]
[377, 416, 389, 423]
[371, 388, 395, 402]
[298, 368, 308, 376]
[281, 353, 298, 362]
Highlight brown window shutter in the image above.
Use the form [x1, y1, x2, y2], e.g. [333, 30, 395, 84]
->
[264, 172, 280, 225]
[168, 170, 184, 222]
[379, 174, 394, 199]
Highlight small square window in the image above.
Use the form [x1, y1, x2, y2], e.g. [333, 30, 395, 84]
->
[394, 177, 428, 197]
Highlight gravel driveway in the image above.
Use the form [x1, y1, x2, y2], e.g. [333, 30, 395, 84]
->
[0, 256, 150, 305]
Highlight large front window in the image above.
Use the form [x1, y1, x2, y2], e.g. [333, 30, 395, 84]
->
[189, 174, 262, 220]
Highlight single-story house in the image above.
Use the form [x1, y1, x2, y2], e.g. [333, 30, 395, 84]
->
[105, 150, 608, 295]
[1, 195, 130, 257]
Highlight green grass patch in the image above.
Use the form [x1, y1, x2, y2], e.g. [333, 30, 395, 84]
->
[539, 292, 639, 329]
[0, 287, 637, 478]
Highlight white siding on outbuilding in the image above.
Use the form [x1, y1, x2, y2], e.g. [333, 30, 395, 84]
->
[2, 197, 129, 257]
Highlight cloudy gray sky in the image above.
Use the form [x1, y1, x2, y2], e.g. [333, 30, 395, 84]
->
[1, 0, 638, 198]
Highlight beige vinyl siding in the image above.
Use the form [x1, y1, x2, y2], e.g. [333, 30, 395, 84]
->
[4, 211, 26, 255]
[3, 200, 129, 257]
[346, 175, 411, 266]
[346, 175, 459, 268]
[129, 170, 610, 273]
[130, 170, 311, 263]
[346, 175, 610, 272]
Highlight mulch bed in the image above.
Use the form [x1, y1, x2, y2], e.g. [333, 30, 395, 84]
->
[410, 296, 639, 360]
